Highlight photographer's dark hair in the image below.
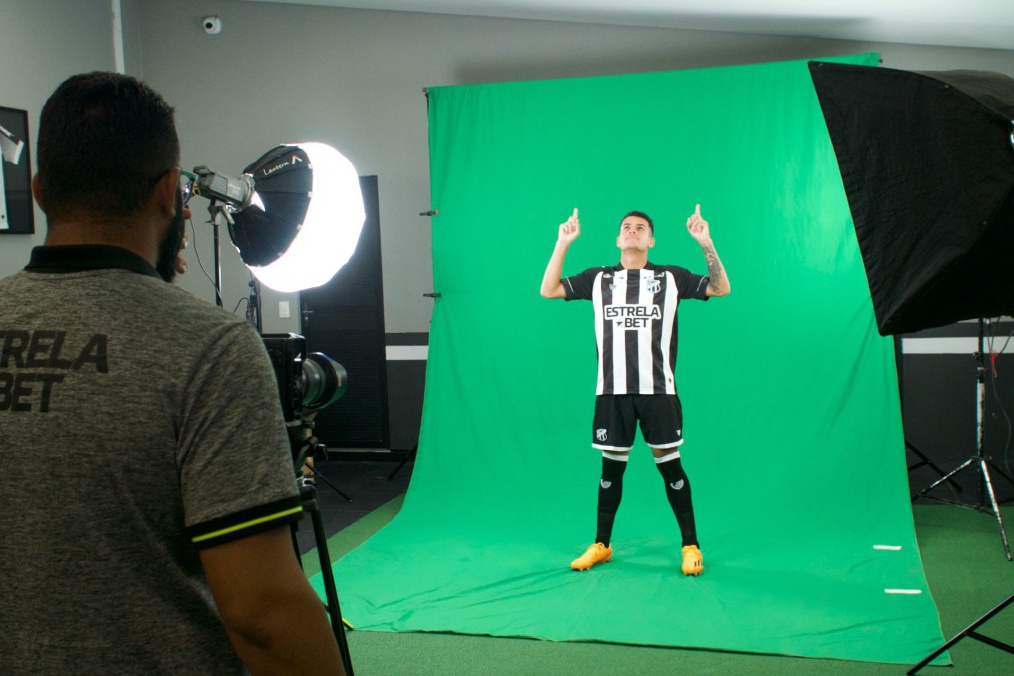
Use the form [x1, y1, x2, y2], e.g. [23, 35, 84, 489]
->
[620, 210, 654, 233]
[37, 71, 180, 223]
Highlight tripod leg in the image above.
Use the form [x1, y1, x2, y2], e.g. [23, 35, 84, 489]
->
[906, 440, 964, 493]
[308, 464, 353, 502]
[978, 458, 1013, 561]
[296, 479, 354, 675]
[309, 504, 354, 676]
[917, 457, 975, 498]
[984, 457, 1014, 490]
[387, 445, 417, 481]
[907, 592, 1014, 675]
[387, 457, 409, 481]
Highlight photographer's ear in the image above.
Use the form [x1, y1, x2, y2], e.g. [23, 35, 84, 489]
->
[153, 167, 181, 216]
[31, 174, 44, 210]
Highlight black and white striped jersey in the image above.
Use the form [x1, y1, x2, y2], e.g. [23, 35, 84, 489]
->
[563, 262, 709, 395]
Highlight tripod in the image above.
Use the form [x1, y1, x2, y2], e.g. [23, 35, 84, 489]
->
[290, 421, 354, 675]
[915, 318, 1014, 561]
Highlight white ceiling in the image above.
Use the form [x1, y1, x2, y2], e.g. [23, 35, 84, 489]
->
[241, 0, 1014, 51]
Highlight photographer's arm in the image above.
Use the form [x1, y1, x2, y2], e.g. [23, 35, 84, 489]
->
[200, 526, 346, 676]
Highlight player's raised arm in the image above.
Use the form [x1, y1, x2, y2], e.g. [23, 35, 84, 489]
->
[686, 204, 730, 297]
[541, 208, 581, 299]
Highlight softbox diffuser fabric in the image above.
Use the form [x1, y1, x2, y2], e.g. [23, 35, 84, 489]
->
[809, 62, 1014, 335]
[315, 53, 948, 665]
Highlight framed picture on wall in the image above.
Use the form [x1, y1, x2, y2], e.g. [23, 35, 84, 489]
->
[0, 105, 34, 234]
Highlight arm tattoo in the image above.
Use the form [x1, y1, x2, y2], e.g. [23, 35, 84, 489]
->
[702, 245, 725, 293]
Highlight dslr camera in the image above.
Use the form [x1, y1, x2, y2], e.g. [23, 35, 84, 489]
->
[262, 333, 346, 469]
[261, 333, 346, 422]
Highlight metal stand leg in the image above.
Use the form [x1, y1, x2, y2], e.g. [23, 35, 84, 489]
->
[293, 478, 354, 676]
[907, 592, 1014, 675]
[387, 444, 417, 481]
[915, 318, 1014, 561]
[906, 439, 964, 496]
[307, 462, 353, 502]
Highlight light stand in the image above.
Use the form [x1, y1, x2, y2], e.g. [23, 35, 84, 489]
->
[246, 278, 262, 332]
[808, 62, 1014, 673]
[915, 318, 1014, 561]
[210, 207, 226, 307]
[183, 143, 364, 675]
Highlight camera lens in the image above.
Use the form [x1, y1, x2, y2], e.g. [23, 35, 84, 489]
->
[300, 352, 347, 411]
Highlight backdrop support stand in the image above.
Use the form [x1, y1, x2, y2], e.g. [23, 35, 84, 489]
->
[915, 318, 1014, 561]
[907, 591, 1014, 674]
[387, 443, 417, 481]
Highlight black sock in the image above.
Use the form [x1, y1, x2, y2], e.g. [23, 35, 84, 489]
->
[595, 455, 628, 546]
[655, 453, 698, 547]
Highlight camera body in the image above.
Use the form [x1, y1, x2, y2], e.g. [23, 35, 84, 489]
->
[202, 16, 223, 35]
[262, 333, 305, 422]
[261, 333, 346, 423]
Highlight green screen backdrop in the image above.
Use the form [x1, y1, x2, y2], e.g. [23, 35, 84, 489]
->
[318, 53, 949, 665]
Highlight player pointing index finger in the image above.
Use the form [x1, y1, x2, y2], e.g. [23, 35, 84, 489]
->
[540, 204, 731, 576]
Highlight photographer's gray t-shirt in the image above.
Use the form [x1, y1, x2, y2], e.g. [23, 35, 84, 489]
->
[0, 245, 301, 675]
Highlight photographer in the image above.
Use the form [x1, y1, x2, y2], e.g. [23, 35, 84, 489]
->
[0, 72, 344, 675]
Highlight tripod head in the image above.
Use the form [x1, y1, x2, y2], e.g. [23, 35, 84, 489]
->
[288, 414, 328, 476]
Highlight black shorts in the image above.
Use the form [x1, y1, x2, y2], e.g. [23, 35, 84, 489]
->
[592, 394, 684, 451]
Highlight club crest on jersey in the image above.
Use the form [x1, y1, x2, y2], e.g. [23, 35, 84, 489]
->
[645, 278, 661, 294]
[606, 271, 622, 292]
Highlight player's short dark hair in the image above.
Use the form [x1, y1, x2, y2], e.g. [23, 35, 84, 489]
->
[37, 71, 180, 223]
[620, 210, 654, 233]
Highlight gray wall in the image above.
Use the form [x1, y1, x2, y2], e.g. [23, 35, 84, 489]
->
[5, 0, 1011, 333]
[4, 0, 1014, 457]
[146, 0, 1014, 335]
[0, 0, 117, 273]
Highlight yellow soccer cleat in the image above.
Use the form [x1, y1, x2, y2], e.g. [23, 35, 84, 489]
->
[681, 545, 703, 576]
[570, 542, 613, 571]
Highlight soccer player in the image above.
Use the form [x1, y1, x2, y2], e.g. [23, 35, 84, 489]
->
[540, 206, 730, 575]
